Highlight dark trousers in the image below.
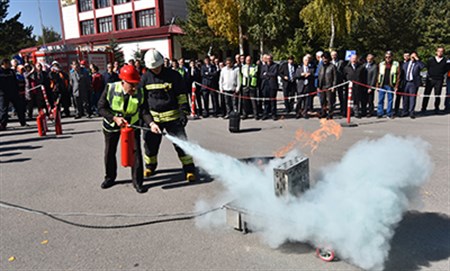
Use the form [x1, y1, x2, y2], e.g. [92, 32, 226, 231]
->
[352, 85, 367, 116]
[282, 82, 296, 112]
[394, 86, 404, 115]
[242, 87, 258, 117]
[367, 88, 375, 116]
[263, 85, 277, 117]
[319, 89, 336, 117]
[422, 78, 443, 111]
[445, 77, 450, 111]
[143, 120, 195, 173]
[91, 91, 102, 114]
[57, 91, 71, 117]
[403, 82, 418, 115]
[201, 89, 211, 116]
[74, 95, 92, 117]
[338, 87, 347, 116]
[296, 84, 311, 115]
[26, 91, 46, 118]
[0, 91, 26, 128]
[103, 129, 143, 187]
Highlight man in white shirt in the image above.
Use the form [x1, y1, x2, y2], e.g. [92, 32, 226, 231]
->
[219, 57, 241, 119]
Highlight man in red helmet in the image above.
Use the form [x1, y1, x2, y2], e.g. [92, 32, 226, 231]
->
[98, 65, 152, 193]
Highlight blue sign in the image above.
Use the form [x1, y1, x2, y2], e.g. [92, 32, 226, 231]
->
[345, 50, 356, 61]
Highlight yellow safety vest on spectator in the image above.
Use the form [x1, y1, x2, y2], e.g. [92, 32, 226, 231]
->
[378, 61, 399, 86]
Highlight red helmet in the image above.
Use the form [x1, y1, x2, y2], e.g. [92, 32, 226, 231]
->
[80, 60, 87, 66]
[119, 65, 141, 83]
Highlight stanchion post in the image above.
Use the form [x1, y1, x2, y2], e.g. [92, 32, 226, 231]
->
[341, 81, 358, 127]
[189, 82, 199, 119]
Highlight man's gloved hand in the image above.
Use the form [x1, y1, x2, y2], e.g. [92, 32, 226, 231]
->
[179, 112, 188, 127]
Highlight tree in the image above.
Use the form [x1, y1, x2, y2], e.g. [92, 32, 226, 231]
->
[37, 26, 62, 45]
[0, 0, 36, 58]
[107, 38, 124, 65]
[133, 44, 142, 61]
[199, 0, 243, 53]
[177, 0, 230, 56]
[300, 0, 375, 51]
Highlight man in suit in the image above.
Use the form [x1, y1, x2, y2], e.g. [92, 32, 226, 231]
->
[364, 54, 378, 117]
[188, 59, 202, 116]
[331, 51, 346, 116]
[295, 55, 315, 119]
[402, 51, 425, 118]
[343, 54, 365, 118]
[279, 56, 297, 114]
[200, 57, 219, 118]
[260, 54, 279, 120]
[394, 52, 410, 116]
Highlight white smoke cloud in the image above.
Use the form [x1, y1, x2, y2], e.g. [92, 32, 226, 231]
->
[166, 134, 432, 270]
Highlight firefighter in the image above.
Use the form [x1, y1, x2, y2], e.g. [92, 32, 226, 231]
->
[98, 65, 152, 193]
[140, 49, 196, 181]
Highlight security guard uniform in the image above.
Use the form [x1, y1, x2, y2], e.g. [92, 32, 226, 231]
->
[140, 66, 196, 180]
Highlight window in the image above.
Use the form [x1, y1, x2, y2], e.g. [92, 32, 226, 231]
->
[98, 17, 113, 33]
[114, 0, 130, 4]
[81, 20, 95, 35]
[137, 9, 156, 28]
[96, 0, 110, 9]
[116, 13, 133, 30]
[79, 0, 93, 12]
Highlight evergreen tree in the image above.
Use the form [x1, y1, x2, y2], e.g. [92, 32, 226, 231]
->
[107, 38, 124, 65]
[0, 0, 36, 58]
[37, 26, 62, 46]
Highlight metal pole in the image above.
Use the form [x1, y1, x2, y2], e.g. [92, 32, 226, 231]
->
[37, 0, 46, 47]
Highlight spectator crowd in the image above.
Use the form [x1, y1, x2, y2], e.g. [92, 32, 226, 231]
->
[1, 46, 449, 130]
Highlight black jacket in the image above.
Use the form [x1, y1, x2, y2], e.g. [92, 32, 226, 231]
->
[364, 62, 378, 87]
[201, 64, 218, 88]
[318, 63, 337, 90]
[139, 67, 190, 122]
[279, 62, 297, 88]
[0, 67, 19, 96]
[260, 62, 279, 90]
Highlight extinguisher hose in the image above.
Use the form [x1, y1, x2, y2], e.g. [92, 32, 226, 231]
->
[0, 200, 222, 230]
[127, 124, 167, 135]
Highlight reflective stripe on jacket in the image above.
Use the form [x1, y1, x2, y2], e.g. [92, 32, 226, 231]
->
[378, 61, 399, 86]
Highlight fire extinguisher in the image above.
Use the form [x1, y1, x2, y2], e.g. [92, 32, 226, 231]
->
[52, 107, 63, 135]
[120, 125, 135, 167]
[36, 111, 46, 136]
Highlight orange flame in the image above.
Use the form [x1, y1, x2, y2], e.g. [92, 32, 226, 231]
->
[274, 119, 342, 157]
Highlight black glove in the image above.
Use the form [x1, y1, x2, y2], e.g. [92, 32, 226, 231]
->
[179, 113, 188, 127]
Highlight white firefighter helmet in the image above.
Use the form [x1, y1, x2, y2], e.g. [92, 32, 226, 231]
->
[144, 49, 164, 69]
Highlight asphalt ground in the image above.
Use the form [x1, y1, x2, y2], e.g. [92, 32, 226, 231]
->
[0, 89, 449, 271]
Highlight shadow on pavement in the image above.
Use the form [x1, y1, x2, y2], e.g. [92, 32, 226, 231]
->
[0, 158, 31, 164]
[0, 145, 42, 152]
[235, 128, 262, 133]
[384, 211, 450, 271]
[63, 129, 101, 136]
[62, 118, 101, 126]
[0, 151, 22, 157]
[0, 135, 72, 146]
[0, 129, 39, 137]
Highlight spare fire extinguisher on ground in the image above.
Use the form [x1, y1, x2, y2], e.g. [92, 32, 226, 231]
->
[36, 110, 47, 136]
[120, 125, 135, 167]
[52, 107, 63, 135]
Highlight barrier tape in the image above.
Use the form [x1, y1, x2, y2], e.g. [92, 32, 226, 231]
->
[351, 80, 450, 98]
[18, 84, 43, 96]
[194, 81, 350, 102]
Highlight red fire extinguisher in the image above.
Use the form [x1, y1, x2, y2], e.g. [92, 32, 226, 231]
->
[36, 110, 46, 136]
[121, 125, 135, 167]
[52, 107, 63, 135]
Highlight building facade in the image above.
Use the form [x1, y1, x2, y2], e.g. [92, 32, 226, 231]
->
[58, 0, 187, 61]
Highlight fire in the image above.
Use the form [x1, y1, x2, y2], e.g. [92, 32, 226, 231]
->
[274, 119, 342, 157]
